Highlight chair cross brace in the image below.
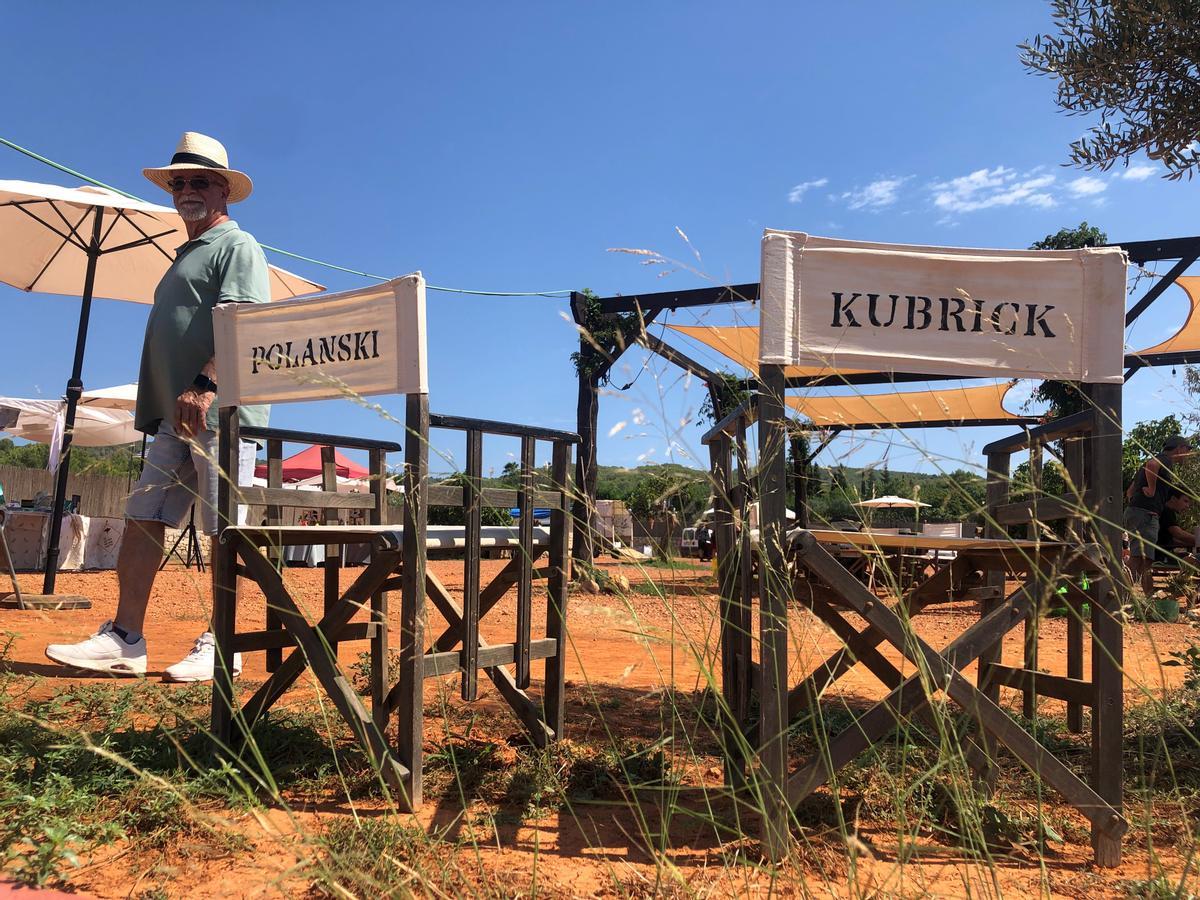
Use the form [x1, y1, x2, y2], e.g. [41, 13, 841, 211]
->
[786, 531, 1127, 842]
[212, 533, 406, 796]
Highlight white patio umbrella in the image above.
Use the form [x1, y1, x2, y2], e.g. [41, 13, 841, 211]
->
[0, 397, 137, 450]
[853, 495, 932, 509]
[854, 494, 932, 528]
[79, 382, 138, 410]
[0, 180, 323, 595]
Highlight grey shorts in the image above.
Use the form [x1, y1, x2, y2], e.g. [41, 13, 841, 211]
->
[126, 423, 257, 536]
[1123, 506, 1159, 559]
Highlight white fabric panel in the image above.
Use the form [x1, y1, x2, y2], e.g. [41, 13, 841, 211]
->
[0, 397, 138, 467]
[213, 273, 428, 405]
[759, 231, 1127, 384]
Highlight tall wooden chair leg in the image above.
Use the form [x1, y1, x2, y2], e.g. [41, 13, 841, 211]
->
[756, 365, 791, 861]
[1085, 382, 1124, 867]
[211, 410, 241, 754]
[544, 441, 571, 739]
[397, 393, 429, 811]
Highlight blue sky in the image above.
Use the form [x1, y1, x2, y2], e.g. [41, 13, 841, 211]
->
[3, 2, 1198, 478]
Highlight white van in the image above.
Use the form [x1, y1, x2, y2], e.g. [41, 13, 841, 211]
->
[680, 527, 699, 557]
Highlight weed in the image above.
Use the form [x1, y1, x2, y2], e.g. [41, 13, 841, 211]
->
[1121, 874, 1197, 899]
[309, 816, 427, 898]
[1166, 643, 1200, 691]
[423, 738, 506, 801]
[503, 744, 570, 819]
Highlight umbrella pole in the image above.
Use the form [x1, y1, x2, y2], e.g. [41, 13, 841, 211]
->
[41, 207, 103, 595]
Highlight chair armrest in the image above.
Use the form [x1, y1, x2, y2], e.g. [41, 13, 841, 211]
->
[428, 412, 579, 444]
[239, 425, 402, 453]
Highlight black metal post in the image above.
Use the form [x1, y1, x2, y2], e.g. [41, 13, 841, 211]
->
[42, 206, 104, 593]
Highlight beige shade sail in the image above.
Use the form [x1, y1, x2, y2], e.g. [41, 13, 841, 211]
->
[666, 324, 875, 379]
[785, 381, 1027, 429]
[1132, 275, 1200, 356]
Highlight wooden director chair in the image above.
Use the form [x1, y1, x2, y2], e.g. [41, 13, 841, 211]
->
[207, 274, 577, 808]
[708, 386, 1128, 867]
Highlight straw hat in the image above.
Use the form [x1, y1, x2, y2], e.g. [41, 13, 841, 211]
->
[143, 132, 253, 203]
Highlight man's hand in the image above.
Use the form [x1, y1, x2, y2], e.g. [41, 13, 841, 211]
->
[175, 387, 214, 437]
[1143, 484, 1155, 497]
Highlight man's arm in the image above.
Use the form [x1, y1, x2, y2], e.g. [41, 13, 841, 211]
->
[176, 357, 217, 437]
[1169, 524, 1196, 548]
[1143, 457, 1163, 497]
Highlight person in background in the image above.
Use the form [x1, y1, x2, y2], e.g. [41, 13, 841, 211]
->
[1124, 435, 1192, 595]
[696, 522, 715, 562]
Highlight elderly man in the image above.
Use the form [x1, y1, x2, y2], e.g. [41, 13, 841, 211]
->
[1124, 434, 1192, 595]
[46, 132, 268, 681]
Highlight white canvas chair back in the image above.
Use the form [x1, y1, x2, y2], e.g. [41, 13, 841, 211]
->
[213, 273, 428, 407]
[919, 521, 962, 562]
[921, 522, 964, 539]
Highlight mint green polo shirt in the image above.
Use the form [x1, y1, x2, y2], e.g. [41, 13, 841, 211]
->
[135, 219, 270, 435]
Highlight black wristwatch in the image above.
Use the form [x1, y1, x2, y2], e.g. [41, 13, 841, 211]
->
[192, 373, 218, 394]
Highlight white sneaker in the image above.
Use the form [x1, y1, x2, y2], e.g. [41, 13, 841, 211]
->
[164, 632, 242, 683]
[45, 621, 147, 676]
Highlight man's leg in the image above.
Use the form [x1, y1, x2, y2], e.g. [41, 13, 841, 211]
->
[163, 432, 256, 683]
[44, 428, 194, 675]
[113, 519, 166, 636]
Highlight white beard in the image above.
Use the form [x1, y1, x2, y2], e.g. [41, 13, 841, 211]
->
[175, 199, 209, 222]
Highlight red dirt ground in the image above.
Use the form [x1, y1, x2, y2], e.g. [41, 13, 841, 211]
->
[1, 558, 1197, 897]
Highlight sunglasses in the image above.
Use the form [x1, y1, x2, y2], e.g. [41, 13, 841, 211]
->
[167, 175, 223, 193]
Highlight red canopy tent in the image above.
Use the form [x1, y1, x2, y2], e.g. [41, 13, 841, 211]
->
[254, 445, 369, 482]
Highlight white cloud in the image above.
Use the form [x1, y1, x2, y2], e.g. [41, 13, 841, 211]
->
[787, 177, 828, 203]
[1067, 175, 1107, 197]
[929, 165, 1057, 213]
[1121, 164, 1157, 181]
[839, 176, 911, 211]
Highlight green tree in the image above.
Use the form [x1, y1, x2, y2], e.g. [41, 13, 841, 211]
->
[497, 461, 521, 488]
[1026, 222, 1108, 419]
[1021, 1, 1200, 178]
[921, 470, 987, 521]
[0, 439, 142, 477]
[697, 372, 750, 426]
[879, 464, 902, 496]
[829, 465, 854, 502]
[0, 438, 50, 469]
[1012, 458, 1070, 499]
[1031, 221, 1108, 251]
